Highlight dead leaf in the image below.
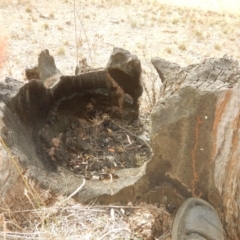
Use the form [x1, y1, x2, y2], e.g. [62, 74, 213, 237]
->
[108, 148, 115, 153]
[115, 146, 124, 153]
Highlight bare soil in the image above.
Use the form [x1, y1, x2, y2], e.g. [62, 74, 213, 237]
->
[1, 0, 240, 105]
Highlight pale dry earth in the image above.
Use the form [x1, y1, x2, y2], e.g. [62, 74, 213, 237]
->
[159, 0, 240, 13]
[1, 0, 240, 109]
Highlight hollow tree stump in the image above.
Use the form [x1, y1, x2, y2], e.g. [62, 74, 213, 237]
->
[0, 48, 150, 208]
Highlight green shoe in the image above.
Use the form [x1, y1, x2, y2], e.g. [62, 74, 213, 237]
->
[172, 198, 224, 240]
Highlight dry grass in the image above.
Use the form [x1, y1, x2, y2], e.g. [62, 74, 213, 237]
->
[214, 43, 221, 50]
[178, 42, 187, 51]
[0, 147, 172, 239]
[43, 23, 49, 30]
[49, 12, 54, 18]
[165, 47, 172, 54]
[57, 46, 65, 56]
[25, 7, 32, 13]
[2, 0, 240, 83]
[0, 138, 132, 239]
[1, 198, 172, 239]
[1, 200, 132, 239]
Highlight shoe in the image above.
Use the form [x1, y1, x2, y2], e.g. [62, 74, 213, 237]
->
[172, 197, 224, 240]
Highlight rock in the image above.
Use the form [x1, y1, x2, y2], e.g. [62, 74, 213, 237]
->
[147, 56, 240, 239]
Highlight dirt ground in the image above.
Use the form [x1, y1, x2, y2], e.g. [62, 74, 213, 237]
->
[0, 0, 239, 239]
[1, 0, 240, 90]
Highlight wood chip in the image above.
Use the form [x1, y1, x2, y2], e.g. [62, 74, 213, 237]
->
[108, 148, 115, 153]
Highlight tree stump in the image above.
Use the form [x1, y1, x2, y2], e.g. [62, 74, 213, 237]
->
[0, 48, 150, 207]
[147, 56, 240, 239]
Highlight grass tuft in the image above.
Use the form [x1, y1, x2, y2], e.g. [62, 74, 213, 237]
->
[178, 42, 187, 51]
[165, 47, 172, 54]
[25, 7, 32, 13]
[43, 23, 49, 30]
[57, 46, 65, 55]
[214, 43, 221, 50]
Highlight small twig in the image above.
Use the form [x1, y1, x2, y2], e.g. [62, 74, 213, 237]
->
[4, 220, 25, 232]
[76, 5, 93, 64]
[98, 228, 131, 240]
[109, 173, 113, 183]
[0, 137, 44, 208]
[3, 214, 6, 240]
[88, 205, 171, 215]
[0, 196, 19, 229]
[59, 178, 86, 206]
[142, 80, 153, 107]
[114, 123, 152, 151]
[126, 134, 132, 144]
[141, 39, 161, 109]
[73, 0, 78, 65]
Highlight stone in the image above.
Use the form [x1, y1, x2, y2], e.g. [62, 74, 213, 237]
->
[147, 55, 240, 239]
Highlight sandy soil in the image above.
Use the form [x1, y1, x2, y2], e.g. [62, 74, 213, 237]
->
[1, 0, 240, 89]
[159, 0, 240, 12]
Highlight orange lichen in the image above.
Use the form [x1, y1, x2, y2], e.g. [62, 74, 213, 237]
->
[211, 90, 232, 164]
[191, 116, 202, 197]
[223, 113, 240, 202]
